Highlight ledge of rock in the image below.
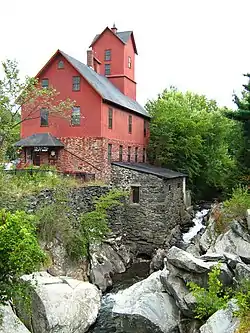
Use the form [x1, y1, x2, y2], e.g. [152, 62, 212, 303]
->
[18, 272, 101, 333]
[112, 270, 180, 333]
[0, 304, 30, 333]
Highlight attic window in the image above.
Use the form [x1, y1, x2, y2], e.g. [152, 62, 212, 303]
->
[58, 60, 64, 69]
[41, 78, 49, 88]
[72, 76, 80, 91]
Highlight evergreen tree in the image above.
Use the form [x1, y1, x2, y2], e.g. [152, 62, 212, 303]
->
[226, 74, 250, 173]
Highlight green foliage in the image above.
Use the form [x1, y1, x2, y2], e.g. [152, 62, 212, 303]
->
[0, 170, 79, 212]
[0, 59, 75, 162]
[68, 189, 126, 259]
[0, 210, 45, 304]
[146, 87, 241, 199]
[225, 74, 250, 174]
[187, 264, 230, 320]
[223, 185, 250, 222]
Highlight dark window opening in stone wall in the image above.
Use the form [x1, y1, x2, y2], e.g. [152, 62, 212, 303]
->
[131, 186, 140, 203]
[128, 146, 131, 162]
[119, 145, 123, 161]
[135, 147, 138, 162]
[168, 184, 171, 191]
[178, 182, 181, 188]
[108, 144, 112, 163]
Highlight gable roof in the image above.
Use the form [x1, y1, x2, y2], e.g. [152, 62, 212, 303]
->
[15, 133, 64, 147]
[90, 27, 138, 54]
[112, 162, 187, 179]
[59, 50, 148, 118]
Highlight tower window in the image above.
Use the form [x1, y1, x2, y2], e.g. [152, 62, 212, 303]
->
[41, 78, 49, 88]
[58, 60, 64, 69]
[105, 49, 111, 61]
[131, 186, 140, 204]
[119, 145, 123, 161]
[72, 76, 80, 91]
[128, 115, 132, 134]
[105, 64, 111, 75]
[128, 56, 132, 69]
[128, 146, 131, 162]
[108, 144, 112, 162]
[40, 108, 49, 126]
[108, 108, 113, 129]
[135, 147, 138, 163]
[71, 106, 80, 126]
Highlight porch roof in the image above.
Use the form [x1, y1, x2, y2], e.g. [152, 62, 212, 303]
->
[14, 133, 64, 147]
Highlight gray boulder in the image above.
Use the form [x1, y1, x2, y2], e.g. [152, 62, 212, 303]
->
[209, 229, 250, 263]
[112, 271, 180, 333]
[199, 216, 217, 252]
[20, 272, 101, 333]
[235, 262, 250, 281]
[160, 269, 194, 317]
[90, 242, 127, 291]
[0, 304, 30, 333]
[199, 300, 240, 333]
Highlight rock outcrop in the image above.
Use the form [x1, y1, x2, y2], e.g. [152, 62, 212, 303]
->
[0, 304, 30, 333]
[199, 300, 240, 333]
[112, 271, 180, 333]
[18, 272, 101, 333]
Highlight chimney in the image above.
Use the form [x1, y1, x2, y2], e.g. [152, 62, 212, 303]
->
[87, 49, 94, 68]
[111, 23, 117, 34]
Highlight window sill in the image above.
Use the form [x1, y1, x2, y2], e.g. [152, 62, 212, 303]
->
[40, 125, 49, 127]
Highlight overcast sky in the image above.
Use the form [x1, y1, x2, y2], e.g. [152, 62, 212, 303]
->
[1, 0, 249, 108]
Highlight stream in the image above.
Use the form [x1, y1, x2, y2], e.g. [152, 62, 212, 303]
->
[88, 208, 209, 333]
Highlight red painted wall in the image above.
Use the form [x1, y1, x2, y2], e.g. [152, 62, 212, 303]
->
[101, 103, 148, 145]
[92, 29, 136, 99]
[21, 54, 102, 139]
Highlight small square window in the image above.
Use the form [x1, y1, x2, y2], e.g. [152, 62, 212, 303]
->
[128, 56, 132, 69]
[58, 60, 64, 69]
[41, 78, 49, 88]
[105, 49, 111, 61]
[72, 76, 80, 91]
[71, 106, 80, 126]
[131, 186, 140, 203]
[40, 108, 49, 126]
[128, 115, 132, 134]
[119, 145, 123, 161]
[108, 108, 113, 129]
[105, 64, 111, 75]
[108, 144, 112, 162]
[135, 147, 138, 163]
[128, 146, 131, 162]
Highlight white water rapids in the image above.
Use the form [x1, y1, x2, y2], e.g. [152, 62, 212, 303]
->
[182, 209, 209, 243]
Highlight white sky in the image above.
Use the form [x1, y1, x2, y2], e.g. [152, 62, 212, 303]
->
[0, 0, 249, 109]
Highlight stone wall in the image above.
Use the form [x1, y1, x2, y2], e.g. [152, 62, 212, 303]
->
[110, 165, 186, 256]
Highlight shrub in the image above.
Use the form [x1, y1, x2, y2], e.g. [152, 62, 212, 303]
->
[0, 210, 45, 304]
[187, 264, 230, 320]
[223, 185, 250, 222]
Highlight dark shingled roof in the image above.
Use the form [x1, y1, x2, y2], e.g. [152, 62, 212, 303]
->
[112, 162, 186, 179]
[15, 133, 64, 147]
[92, 31, 132, 46]
[60, 51, 149, 118]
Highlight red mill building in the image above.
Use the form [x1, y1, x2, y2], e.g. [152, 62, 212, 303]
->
[15, 25, 150, 180]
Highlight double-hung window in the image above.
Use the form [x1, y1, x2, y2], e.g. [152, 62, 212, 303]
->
[72, 76, 80, 91]
[71, 106, 80, 125]
[40, 108, 49, 126]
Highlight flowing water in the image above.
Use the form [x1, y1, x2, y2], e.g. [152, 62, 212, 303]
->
[88, 209, 209, 333]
